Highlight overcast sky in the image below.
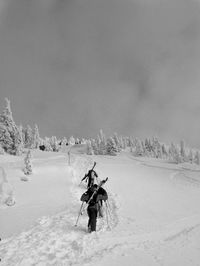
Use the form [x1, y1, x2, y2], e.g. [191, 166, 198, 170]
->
[0, 0, 200, 147]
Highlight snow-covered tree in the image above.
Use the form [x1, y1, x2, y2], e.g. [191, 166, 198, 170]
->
[0, 125, 12, 153]
[112, 132, 122, 152]
[91, 139, 99, 155]
[32, 124, 40, 149]
[0, 144, 4, 154]
[133, 138, 143, 156]
[69, 136, 75, 146]
[61, 137, 68, 146]
[106, 137, 118, 156]
[150, 137, 162, 158]
[144, 138, 152, 153]
[118, 136, 125, 150]
[0, 167, 15, 206]
[194, 150, 200, 165]
[49, 136, 59, 152]
[168, 143, 181, 163]
[119, 136, 128, 150]
[0, 98, 23, 155]
[86, 140, 94, 155]
[24, 125, 33, 148]
[23, 150, 32, 175]
[187, 149, 194, 164]
[180, 140, 187, 162]
[127, 136, 134, 148]
[98, 129, 107, 155]
[80, 138, 87, 144]
[75, 138, 80, 144]
[43, 137, 53, 151]
[18, 124, 24, 146]
[161, 144, 168, 158]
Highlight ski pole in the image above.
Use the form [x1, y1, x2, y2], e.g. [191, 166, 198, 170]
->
[107, 199, 112, 213]
[105, 201, 110, 228]
[75, 202, 84, 227]
[105, 201, 112, 220]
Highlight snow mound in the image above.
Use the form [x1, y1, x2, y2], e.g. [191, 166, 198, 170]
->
[0, 167, 15, 207]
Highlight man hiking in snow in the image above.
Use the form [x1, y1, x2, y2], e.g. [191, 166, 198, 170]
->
[80, 183, 108, 232]
[81, 162, 98, 188]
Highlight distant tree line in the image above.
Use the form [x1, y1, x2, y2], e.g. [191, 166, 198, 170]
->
[85, 130, 200, 165]
[0, 98, 84, 155]
[0, 98, 200, 165]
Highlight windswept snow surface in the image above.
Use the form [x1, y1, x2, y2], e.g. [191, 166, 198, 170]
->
[0, 149, 200, 265]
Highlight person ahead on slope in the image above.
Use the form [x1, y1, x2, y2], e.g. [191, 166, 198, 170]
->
[80, 184, 108, 232]
[81, 168, 98, 188]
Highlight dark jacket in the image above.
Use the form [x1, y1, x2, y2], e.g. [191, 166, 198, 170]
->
[81, 185, 108, 207]
[81, 170, 98, 188]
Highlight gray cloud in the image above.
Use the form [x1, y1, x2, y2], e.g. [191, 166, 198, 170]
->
[0, 0, 200, 147]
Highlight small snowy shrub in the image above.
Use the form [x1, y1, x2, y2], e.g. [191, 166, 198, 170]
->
[21, 175, 29, 182]
[23, 150, 33, 175]
[0, 167, 15, 206]
[0, 144, 4, 154]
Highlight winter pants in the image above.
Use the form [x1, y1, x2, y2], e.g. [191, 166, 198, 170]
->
[87, 205, 98, 232]
[87, 177, 94, 189]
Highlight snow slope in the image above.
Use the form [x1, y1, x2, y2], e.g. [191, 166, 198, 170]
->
[0, 149, 200, 265]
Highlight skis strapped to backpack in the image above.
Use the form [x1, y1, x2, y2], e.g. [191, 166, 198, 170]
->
[81, 161, 97, 183]
[91, 161, 97, 171]
[85, 177, 108, 206]
[75, 177, 108, 226]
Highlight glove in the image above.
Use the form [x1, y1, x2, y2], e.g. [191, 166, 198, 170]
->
[96, 194, 106, 202]
[80, 193, 89, 202]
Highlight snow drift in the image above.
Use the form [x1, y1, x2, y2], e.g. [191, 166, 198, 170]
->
[0, 149, 200, 266]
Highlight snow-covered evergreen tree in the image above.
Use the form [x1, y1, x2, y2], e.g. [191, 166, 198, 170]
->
[0, 167, 15, 206]
[112, 132, 122, 152]
[118, 136, 126, 150]
[49, 136, 59, 152]
[80, 138, 87, 144]
[106, 137, 118, 156]
[98, 129, 107, 155]
[150, 137, 161, 158]
[144, 138, 152, 153]
[127, 136, 134, 148]
[86, 140, 94, 155]
[24, 125, 33, 148]
[168, 143, 181, 163]
[133, 138, 143, 156]
[0, 125, 12, 153]
[0, 143, 4, 154]
[124, 136, 129, 149]
[155, 139, 163, 158]
[43, 137, 53, 151]
[194, 150, 200, 165]
[32, 124, 40, 149]
[18, 125, 24, 148]
[180, 140, 186, 162]
[91, 139, 99, 155]
[23, 150, 32, 175]
[161, 144, 168, 158]
[0, 98, 23, 155]
[188, 149, 194, 164]
[69, 136, 75, 146]
[61, 137, 68, 146]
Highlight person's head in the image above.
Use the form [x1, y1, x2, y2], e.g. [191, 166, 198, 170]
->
[90, 184, 98, 192]
[91, 170, 95, 178]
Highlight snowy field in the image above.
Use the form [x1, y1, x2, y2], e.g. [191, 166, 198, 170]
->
[0, 147, 200, 265]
